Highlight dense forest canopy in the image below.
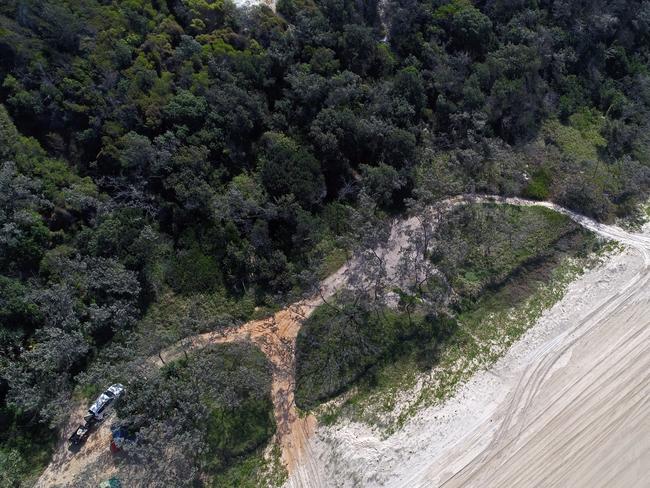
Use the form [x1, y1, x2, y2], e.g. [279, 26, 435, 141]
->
[1, 0, 650, 485]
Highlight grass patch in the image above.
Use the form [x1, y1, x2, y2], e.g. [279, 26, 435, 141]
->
[320, 246, 349, 278]
[523, 167, 552, 200]
[296, 304, 448, 409]
[434, 204, 584, 302]
[136, 289, 263, 347]
[210, 444, 287, 488]
[542, 108, 606, 162]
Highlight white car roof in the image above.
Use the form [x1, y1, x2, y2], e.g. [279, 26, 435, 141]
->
[88, 384, 125, 415]
[107, 384, 125, 396]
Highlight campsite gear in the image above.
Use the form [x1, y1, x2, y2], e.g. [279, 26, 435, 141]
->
[110, 426, 135, 453]
[99, 477, 121, 488]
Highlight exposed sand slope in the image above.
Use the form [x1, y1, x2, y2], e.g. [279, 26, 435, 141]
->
[287, 200, 650, 487]
[37, 195, 650, 487]
[36, 403, 117, 487]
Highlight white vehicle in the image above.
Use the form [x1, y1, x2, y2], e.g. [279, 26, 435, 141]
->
[70, 384, 125, 447]
[85, 383, 125, 422]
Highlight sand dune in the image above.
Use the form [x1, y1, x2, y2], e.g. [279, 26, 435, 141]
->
[288, 200, 650, 488]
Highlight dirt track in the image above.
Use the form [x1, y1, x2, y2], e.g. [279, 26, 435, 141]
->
[156, 302, 320, 472]
[37, 196, 650, 487]
[287, 198, 650, 488]
[427, 197, 650, 487]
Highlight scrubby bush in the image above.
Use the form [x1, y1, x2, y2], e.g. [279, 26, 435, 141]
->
[1, 0, 650, 482]
[115, 342, 274, 485]
[296, 298, 455, 409]
[432, 205, 587, 302]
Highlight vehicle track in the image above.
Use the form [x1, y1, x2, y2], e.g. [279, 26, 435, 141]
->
[37, 195, 649, 487]
[437, 310, 649, 487]
[429, 219, 650, 487]
[396, 200, 650, 488]
[486, 248, 650, 454]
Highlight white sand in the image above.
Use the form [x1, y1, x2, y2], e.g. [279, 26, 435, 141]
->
[38, 196, 650, 487]
[287, 210, 650, 488]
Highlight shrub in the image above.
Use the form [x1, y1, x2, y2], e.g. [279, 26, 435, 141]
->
[523, 168, 552, 200]
[165, 248, 222, 294]
[295, 303, 446, 409]
[116, 343, 274, 483]
[433, 205, 583, 301]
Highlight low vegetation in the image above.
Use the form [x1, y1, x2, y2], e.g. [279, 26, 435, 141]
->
[296, 204, 601, 414]
[110, 342, 275, 486]
[296, 302, 456, 409]
[211, 444, 287, 488]
[433, 204, 583, 302]
[329, 240, 616, 431]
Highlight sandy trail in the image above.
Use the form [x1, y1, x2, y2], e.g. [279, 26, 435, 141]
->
[156, 302, 320, 472]
[288, 199, 650, 487]
[36, 403, 117, 487]
[37, 248, 351, 486]
[37, 195, 650, 487]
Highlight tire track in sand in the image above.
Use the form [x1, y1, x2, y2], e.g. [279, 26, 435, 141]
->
[429, 209, 650, 488]
[38, 195, 649, 487]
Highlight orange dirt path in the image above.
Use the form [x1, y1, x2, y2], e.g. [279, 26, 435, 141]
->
[156, 301, 321, 471]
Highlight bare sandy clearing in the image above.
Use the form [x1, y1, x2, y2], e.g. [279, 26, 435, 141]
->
[36, 403, 116, 487]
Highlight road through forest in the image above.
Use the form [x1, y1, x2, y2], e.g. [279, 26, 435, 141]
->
[37, 195, 650, 487]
